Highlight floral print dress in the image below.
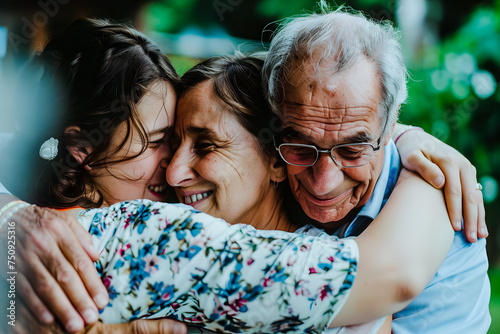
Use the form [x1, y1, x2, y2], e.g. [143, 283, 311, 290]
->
[78, 199, 358, 334]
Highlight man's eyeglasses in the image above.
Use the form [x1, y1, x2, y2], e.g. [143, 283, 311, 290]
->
[274, 137, 381, 168]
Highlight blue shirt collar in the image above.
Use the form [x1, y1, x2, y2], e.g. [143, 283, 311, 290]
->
[343, 139, 401, 237]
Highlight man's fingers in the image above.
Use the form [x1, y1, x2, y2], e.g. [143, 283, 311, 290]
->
[51, 222, 109, 309]
[21, 249, 86, 333]
[406, 151, 445, 188]
[14, 294, 65, 334]
[17, 273, 55, 325]
[80, 320, 188, 334]
[53, 211, 100, 261]
[34, 231, 101, 324]
[17, 206, 107, 313]
[131, 319, 188, 334]
[460, 167, 478, 242]
[441, 166, 463, 231]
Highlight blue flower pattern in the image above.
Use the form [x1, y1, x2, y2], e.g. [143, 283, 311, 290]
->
[79, 200, 359, 333]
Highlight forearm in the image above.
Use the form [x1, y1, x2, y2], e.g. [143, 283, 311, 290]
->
[331, 169, 453, 326]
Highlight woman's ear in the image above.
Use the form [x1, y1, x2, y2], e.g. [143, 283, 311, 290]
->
[64, 126, 93, 171]
[269, 155, 287, 183]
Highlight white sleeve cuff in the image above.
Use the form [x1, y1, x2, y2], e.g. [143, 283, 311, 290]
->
[0, 182, 11, 195]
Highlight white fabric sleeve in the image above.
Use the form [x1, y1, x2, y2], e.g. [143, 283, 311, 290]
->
[78, 199, 359, 333]
[0, 182, 11, 195]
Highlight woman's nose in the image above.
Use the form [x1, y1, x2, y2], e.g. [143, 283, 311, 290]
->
[166, 144, 197, 187]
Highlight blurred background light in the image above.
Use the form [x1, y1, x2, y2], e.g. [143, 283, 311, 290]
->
[431, 69, 451, 91]
[472, 70, 497, 99]
[481, 175, 498, 204]
[0, 26, 7, 59]
[451, 78, 470, 99]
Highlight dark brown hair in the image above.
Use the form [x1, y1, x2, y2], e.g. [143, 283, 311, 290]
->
[1, 18, 180, 208]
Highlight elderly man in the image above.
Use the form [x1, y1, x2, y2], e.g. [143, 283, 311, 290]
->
[263, 8, 490, 333]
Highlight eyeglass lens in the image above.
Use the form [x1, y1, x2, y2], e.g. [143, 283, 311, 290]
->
[279, 145, 317, 166]
[279, 144, 374, 167]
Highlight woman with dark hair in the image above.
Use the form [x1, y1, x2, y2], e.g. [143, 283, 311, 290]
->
[1, 18, 180, 209]
[0, 17, 181, 332]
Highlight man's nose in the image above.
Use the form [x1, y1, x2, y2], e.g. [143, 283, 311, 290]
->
[309, 153, 343, 192]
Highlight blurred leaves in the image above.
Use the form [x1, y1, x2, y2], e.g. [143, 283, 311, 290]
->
[143, 0, 198, 32]
[257, 0, 317, 18]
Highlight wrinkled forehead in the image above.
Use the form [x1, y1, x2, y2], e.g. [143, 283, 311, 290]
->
[175, 82, 215, 126]
[175, 83, 241, 138]
[279, 56, 383, 143]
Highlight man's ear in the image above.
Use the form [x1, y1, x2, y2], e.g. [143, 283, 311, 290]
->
[269, 155, 287, 183]
[383, 106, 400, 145]
[383, 121, 397, 146]
[64, 126, 93, 171]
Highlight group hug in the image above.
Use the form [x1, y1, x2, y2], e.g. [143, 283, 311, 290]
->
[0, 3, 490, 334]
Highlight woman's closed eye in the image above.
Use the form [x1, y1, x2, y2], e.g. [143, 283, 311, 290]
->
[194, 140, 218, 154]
[149, 135, 169, 148]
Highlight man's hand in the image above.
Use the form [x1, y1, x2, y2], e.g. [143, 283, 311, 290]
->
[11, 296, 187, 334]
[13, 205, 109, 333]
[81, 320, 188, 334]
[395, 127, 487, 242]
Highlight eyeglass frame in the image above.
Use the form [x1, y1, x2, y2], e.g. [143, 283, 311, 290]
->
[273, 135, 382, 168]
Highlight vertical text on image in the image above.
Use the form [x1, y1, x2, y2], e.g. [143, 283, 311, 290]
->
[6, 220, 17, 327]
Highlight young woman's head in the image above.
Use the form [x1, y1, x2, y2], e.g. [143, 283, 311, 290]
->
[2, 18, 180, 208]
[166, 55, 288, 228]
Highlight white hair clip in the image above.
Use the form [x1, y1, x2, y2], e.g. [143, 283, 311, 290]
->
[39, 137, 59, 160]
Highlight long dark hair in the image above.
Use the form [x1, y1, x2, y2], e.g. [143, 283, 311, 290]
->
[1, 18, 180, 208]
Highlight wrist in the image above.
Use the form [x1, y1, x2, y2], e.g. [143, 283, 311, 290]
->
[0, 200, 30, 231]
[394, 125, 424, 144]
[0, 194, 18, 208]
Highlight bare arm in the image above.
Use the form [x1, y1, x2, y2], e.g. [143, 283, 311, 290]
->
[330, 169, 454, 326]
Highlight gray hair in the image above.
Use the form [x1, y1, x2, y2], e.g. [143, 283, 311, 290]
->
[263, 5, 408, 138]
